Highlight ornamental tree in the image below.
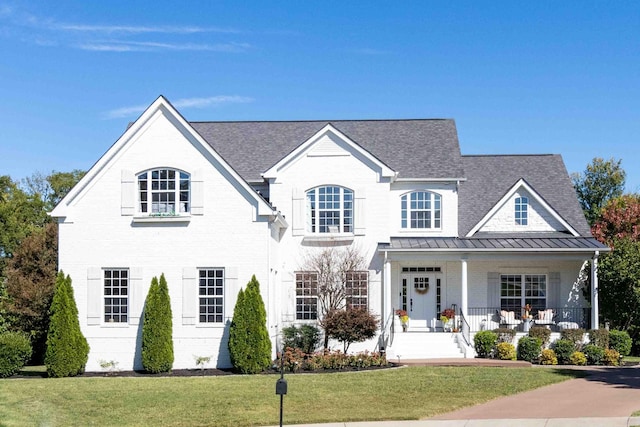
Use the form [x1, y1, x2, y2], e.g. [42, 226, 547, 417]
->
[592, 194, 640, 244]
[228, 275, 272, 374]
[45, 272, 89, 377]
[322, 308, 378, 353]
[141, 274, 174, 373]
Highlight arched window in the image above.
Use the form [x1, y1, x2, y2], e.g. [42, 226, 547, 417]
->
[401, 191, 441, 229]
[515, 196, 528, 225]
[306, 185, 353, 233]
[137, 168, 190, 215]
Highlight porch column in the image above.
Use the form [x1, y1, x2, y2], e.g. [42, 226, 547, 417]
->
[591, 251, 600, 330]
[382, 254, 393, 322]
[461, 257, 468, 318]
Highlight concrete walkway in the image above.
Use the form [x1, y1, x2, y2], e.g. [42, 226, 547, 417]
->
[266, 364, 640, 427]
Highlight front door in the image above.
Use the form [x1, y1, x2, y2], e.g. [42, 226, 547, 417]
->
[401, 274, 438, 330]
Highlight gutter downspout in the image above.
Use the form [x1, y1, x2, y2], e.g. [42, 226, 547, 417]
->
[591, 251, 600, 330]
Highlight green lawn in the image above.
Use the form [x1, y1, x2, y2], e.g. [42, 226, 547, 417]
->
[0, 366, 582, 427]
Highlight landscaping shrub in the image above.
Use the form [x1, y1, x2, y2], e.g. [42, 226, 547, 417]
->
[496, 342, 516, 360]
[583, 344, 605, 365]
[282, 324, 321, 354]
[0, 331, 32, 378]
[570, 351, 587, 366]
[604, 349, 620, 366]
[142, 274, 174, 373]
[229, 275, 272, 374]
[608, 330, 632, 357]
[493, 328, 516, 344]
[552, 339, 576, 365]
[588, 328, 609, 349]
[474, 330, 497, 358]
[279, 350, 388, 372]
[528, 326, 551, 348]
[517, 336, 542, 363]
[540, 349, 558, 365]
[323, 308, 378, 353]
[561, 328, 585, 349]
[45, 272, 89, 378]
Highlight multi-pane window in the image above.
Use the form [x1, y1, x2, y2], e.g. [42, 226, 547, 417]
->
[296, 272, 318, 320]
[500, 274, 547, 315]
[306, 186, 353, 233]
[104, 269, 128, 323]
[199, 268, 224, 323]
[401, 191, 441, 229]
[515, 196, 528, 225]
[138, 168, 190, 214]
[345, 271, 368, 309]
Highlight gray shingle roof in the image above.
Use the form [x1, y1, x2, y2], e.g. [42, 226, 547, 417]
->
[380, 236, 607, 252]
[190, 119, 464, 181]
[459, 155, 592, 237]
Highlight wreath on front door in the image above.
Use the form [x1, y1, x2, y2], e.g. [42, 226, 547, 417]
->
[414, 283, 429, 295]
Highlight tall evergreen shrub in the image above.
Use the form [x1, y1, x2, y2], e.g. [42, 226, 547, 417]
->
[45, 272, 89, 377]
[229, 275, 272, 373]
[141, 274, 174, 373]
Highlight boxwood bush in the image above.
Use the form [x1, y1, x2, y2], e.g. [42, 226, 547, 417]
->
[560, 328, 585, 349]
[282, 324, 321, 354]
[583, 344, 605, 365]
[528, 326, 551, 348]
[474, 330, 497, 358]
[517, 336, 541, 362]
[608, 330, 632, 357]
[552, 339, 576, 365]
[0, 331, 32, 378]
[588, 328, 609, 349]
[493, 328, 516, 344]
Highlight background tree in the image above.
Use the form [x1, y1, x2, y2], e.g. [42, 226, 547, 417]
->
[301, 246, 367, 348]
[572, 157, 625, 225]
[3, 222, 58, 362]
[591, 194, 640, 243]
[141, 274, 174, 373]
[45, 272, 89, 377]
[322, 308, 378, 353]
[228, 275, 271, 374]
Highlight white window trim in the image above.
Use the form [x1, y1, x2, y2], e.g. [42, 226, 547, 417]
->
[400, 190, 442, 230]
[499, 273, 548, 311]
[136, 168, 191, 217]
[515, 196, 529, 226]
[103, 268, 130, 326]
[197, 267, 225, 325]
[305, 185, 354, 235]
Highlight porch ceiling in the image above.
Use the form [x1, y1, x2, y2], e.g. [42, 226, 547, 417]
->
[378, 236, 609, 253]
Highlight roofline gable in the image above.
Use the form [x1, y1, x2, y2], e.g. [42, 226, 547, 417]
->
[262, 123, 397, 180]
[50, 95, 279, 220]
[465, 178, 580, 237]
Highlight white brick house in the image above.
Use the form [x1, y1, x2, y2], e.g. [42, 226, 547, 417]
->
[50, 96, 608, 370]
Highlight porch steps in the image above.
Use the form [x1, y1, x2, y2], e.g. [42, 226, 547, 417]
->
[386, 332, 465, 361]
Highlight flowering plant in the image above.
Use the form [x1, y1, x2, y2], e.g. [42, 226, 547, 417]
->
[442, 308, 456, 319]
[523, 304, 532, 319]
[395, 309, 409, 324]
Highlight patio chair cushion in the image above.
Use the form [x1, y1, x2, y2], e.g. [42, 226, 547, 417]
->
[537, 309, 554, 321]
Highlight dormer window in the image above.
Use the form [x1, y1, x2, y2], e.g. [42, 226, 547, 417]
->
[515, 196, 528, 225]
[306, 185, 353, 233]
[138, 168, 190, 215]
[401, 191, 441, 229]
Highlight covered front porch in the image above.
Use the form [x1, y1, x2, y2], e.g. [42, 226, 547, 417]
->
[377, 236, 609, 356]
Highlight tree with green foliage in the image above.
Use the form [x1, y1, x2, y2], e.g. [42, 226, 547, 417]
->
[0, 331, 32, 378]
[571, 157, 626, 226]
[592, 194, 640, 243]
[141, 274, 174, 373]
[228, 275, 271, 374]
[45, 272, 89, 377]
[322, 308, 378, 353]
[3, 222, 57, 362]
[22, 169, 86, 211]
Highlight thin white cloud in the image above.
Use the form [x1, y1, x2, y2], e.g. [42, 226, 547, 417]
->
[103, 96, 254, 119]
[77, 40, 250, 52]
[54, 23, 240, 35]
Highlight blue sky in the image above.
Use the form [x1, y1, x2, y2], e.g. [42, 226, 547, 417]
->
[1, 1, 638, 191]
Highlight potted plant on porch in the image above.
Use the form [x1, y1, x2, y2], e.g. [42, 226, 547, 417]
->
[395, 309, 409, 332]
[441, 308, 457, 332]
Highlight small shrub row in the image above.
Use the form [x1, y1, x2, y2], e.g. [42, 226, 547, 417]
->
[274, 349, 388, 372]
